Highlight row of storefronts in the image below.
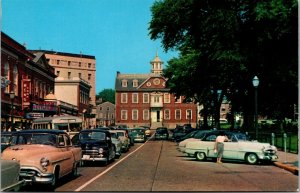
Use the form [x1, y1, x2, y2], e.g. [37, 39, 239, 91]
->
[1, 32, 82, 131]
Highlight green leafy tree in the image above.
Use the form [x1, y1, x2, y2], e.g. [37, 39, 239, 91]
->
[149, 0, 298, 130]
[96, 89, 115, 104]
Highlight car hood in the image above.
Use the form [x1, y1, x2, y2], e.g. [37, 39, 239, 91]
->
[2, 144, 58, 165]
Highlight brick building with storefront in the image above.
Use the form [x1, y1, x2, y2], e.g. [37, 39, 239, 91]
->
[115, 54, 197, 129]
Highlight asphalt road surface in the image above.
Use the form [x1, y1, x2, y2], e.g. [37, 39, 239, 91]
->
[21, 137, 298, 192]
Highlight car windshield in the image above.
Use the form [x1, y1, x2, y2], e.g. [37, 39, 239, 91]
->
[132, 129, 144, 133]
[234, 133, 250, 141]
[11, 133, 57, 146]
[1, 135, 11, 144]
[80, 132, 106, 140]
[156, 128, 167, 134]
[117, 132, 124, 137]
[110, 133, 118, 139]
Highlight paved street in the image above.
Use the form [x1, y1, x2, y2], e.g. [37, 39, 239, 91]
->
[34, 137, 298, 192]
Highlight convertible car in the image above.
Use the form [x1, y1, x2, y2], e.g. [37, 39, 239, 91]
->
[184, 130, 278, 164]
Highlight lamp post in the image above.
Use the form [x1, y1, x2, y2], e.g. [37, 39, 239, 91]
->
[9, 91, 15, 131]
[252, 76, 259, 140]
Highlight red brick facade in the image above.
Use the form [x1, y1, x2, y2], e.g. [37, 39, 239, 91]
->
[115, 55, 197, 129]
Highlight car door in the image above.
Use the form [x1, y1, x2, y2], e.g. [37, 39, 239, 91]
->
[222, 133, 239, 159]
[57, 134, 74, 176]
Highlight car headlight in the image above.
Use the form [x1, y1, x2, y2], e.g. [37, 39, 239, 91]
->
[99, 148, 104, 153]
[40, 157, 50, 171]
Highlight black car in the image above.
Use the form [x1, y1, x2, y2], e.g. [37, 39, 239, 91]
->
[76, 129, 116, 165]
[172, 125, 193, 141]
[155, 127, 169, 140]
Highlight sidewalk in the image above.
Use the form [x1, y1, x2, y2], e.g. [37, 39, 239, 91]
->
[273, 151, 298, 175]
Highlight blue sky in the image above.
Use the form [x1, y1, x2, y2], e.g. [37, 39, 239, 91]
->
[1, 0, 178, 93]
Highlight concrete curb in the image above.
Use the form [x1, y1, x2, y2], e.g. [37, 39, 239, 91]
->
[273, 162, 299, 175]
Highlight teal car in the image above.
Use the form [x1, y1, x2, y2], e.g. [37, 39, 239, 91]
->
[131, 128, 147, 143]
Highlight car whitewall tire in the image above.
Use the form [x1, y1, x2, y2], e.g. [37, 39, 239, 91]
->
[195, 152, 206, 161]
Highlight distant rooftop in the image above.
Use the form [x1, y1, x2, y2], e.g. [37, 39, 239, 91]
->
[29, 49, 95, 59]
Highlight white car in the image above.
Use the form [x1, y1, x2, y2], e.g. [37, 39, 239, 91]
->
[109, 130, 123, 158]
[115, 130, 130, 152]
[177, 130, 211, 153]
[184, 130, 278, 164]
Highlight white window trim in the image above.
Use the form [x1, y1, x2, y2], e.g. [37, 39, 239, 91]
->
[175, 109, 181, 120]
[122, 80, 128, 87]
[164, 93, 170, 103]
[132, 93, 139, 103]
[121, 93, 128, 103]
[143, 93, 149, 103]
[186, 109, 192, 120]
[132, 109, 138, 120]
[121, 110, 128, 120]
[164, 109, 170, 120]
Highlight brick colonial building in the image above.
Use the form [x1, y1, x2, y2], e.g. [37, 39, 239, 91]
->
[115, 54, 197, 129]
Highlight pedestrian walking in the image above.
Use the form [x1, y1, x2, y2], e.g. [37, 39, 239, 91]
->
[214, 131, 229, 163]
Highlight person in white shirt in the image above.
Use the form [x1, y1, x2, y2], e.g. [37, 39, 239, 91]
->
[214, 131, 229, 163]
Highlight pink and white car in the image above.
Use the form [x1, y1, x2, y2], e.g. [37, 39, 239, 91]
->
[2, 129, 82, 188]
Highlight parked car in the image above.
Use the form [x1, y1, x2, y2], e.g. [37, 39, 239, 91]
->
[108, 130, 123, 158]
[130, 128, 147, 143]
[184, 130, 278, 164]
[77, 129, 116, 165]
[178, 130, 212, 153]
[140, 126, 151, 137]
[155, 127, 169, 140]
[1, 131, 14, 152]
[175, 129, 200, 143]
[172, 125, 193, 141]
[115, 129, 130, 152]
[1, 129, 82, 187]
[1, 160, 25, 191]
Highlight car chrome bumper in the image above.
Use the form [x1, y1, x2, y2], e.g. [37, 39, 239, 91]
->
[19, 166, 54, 184]
[81, 154, 108, 161]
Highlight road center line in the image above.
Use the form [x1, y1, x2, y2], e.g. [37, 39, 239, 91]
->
[74, 139, 150, 191]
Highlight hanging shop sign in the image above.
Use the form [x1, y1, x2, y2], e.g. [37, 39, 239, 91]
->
[33, 101, 57, 112]
[22, 79, 31, 108]
[25, 113, 44, 119]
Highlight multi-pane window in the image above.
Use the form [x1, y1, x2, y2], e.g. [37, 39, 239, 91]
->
[68, 61, 71, 66]
[132, 109, 138, 120]
[154, 96, 160, 103]
[57, 60, 60, 65]
[143, 109, 149, 120]
[88, 74, 91, 80]
[88, 63, 91, 68]
[164, 93, 170, 103]
[122, 80, 128, 87]
[175, 96, 181, 103]
[164, 109, 170, 120]
[57, 71, 60, 76]
[79, 62, 81, 67]
[68, 72, 71, 79]
[121, 110, 128, 120]
[132, 93, 138, 103]
[143, 93, 149, 103]
[79, 73, 81, 78]
[121, 93, 128, 103]
[175, 109, 181, 120]
[186, 109, 192, 120]
[133, 80, 138, 87]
